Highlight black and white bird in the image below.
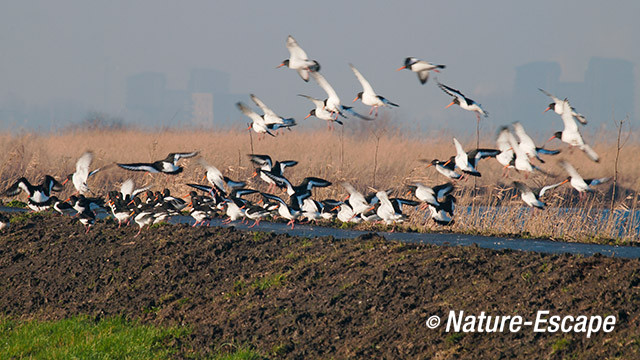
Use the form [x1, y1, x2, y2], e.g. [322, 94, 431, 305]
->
[299, 94, 343, 129]
[428, 194, 456, 226]
[63, 151, 101, 195]
[250, 94, 297, 130]
[396, 57, 445, 84]
[310, 71, 373, 121]
[539, 88, 587, 125]
[438, 82, 488, 122]
[407, 182, 454, 210]
[546, 99, 599, 162]
[349, 63, 398, 117]
[249, 154, 298, 192]
[495, 127, 516, 175]
[261, 192, 307, 229]
[424, 158, 462, 180]
[512, 122, 560, 163]
[559, 160, 610, 196]
[237, 102, 277, 138]
[513, 181, 564, 209]
[4, 176, 64, 212]
[452, 138, 500, 177]
[117, 152, 198, 174]
[277, 35, 320, 82]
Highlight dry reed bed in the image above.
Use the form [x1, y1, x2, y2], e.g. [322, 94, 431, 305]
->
[0, 129, 638, 243]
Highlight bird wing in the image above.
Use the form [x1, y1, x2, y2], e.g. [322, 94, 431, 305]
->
[186, 183, 215, 193]
[43, 175, 64, 193]
[539, 181, 566, 197]
[560, 99, 579, 133]
[579, 144, 600, 163]
[248, 154, 273, 168]
[4, 178, 28, 196]
[75, 151, 93, 180]
[559, 160, 582, 180]
[538, 88, 560, 103]
[117, 163, 159, 173]
[286, 35, 309, 61]
[453, 138, 466, 157]
[438, 82, 465, 99]
[262, 171, 293, 192]
[301, 177, 332, 191]
[311, 72, 340, 104]
[586, 177, 611, 186]
[496, 127, 513, 152]
[340, 106, 374, 120]
[349, 64, 376, 96]
[417, 70, 430, 84]
[298, 94, 324, 109]
[198, 159, 225, 191]
[250, 94, 279, 119]
[236, 102, 264, 123]
[279, 160, 298, 169]
[296, 69, 310, 82]
[120, 179, 134, 198]
[261, 192, 287, 206]
[513, 181, 532, 195]
[172, 151, 199, 162]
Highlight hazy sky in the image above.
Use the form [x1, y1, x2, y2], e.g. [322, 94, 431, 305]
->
[1, 1, 638, 132]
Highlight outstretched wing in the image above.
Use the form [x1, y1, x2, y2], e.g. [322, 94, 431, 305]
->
[250, 94, 279, 119]
[236, 102, 263, 123]
[311, 72, 340, 103]
[579, 144, 600, 163]
[248, 154, 273, 168]
[75, 151, 93, 180]
[286, 35, 309, 62]
[538, 88, 560, 103]
[117, 163, 159, 173]
[349, 63, 377, 96]
[438, 82, 465, 99]
[172, 151, 199, 162]
[298, 94, 325, 108]
[340, 106, 374, 120]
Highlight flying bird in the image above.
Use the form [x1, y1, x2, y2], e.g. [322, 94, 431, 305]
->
[513, 181, 565, 209]
[512, 122, 560, 163]
[117, 152, 198, 174]
[277, 35, 320, 82]
[311, 71, 373, 121]
[539, 88, 587, 125]
[438, 82, 488, 122]
[298, 94, 343, 129]
[396, 57, 445, 84]
[4, 175, 64, 211]
[559, 160, 610, 196]
[349, 63, 398, 117]
[546, 99, 599, 162]
[249, 94, 296, 130]
[452, 138, 500, 177]
[63, 151, 101, 195]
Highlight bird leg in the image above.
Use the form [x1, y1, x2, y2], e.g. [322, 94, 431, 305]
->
[287, 219, 295, 230]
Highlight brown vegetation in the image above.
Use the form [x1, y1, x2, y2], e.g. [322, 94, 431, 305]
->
[0, 127, 638, 243]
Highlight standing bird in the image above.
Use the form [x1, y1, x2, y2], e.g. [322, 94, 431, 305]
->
[396, 57, 445, 84]
[349, 63, 398, 117]
[546, 99, 599, 162]
[310, 72, 373, 121]
[250, 94, 296, 130]
[513, 181, 565, 209]
[299, 94, 343, 129]
[559, 160, 610, 197]
[63, 151, 101, 195]
[117, 152, 198, 174]
[261, 192, 307, 229]
[277, 35, 320, 82]
[539, 88, 587, 124]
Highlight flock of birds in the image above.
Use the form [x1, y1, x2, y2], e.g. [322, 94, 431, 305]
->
[0, 35, 612, 234]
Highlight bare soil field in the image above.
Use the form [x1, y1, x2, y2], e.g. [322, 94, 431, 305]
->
[1, 213, 639, 359]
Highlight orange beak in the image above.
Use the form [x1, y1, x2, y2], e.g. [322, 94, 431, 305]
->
[62, 178, 69, 185]
[445, 101, 455, 109]
[251, 170, 258, 178]
[304, 113, 312, 119]
[544, 107, 551, 113]
[330, 205, 340, 212]
[442, 159, 452, 167]
[343, 194, 350, 201]
[425, 163, 433, 168]
[128, 199, 135, 206]
[396, 65, 406, 71]
[277, 63, 286, 68]
[545, 135, 556, 145]
[352, 96, 358, 103]
[202, 175, 207, 181]
[559, 179, 570, 186]
[64, 197, 71, 202]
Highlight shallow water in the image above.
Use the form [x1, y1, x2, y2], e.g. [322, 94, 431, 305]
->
[3, 207, 639, 259]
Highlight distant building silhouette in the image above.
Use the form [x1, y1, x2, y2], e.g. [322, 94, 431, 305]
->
[125, 72, 166, 123]
[513, 57, 634, 134]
